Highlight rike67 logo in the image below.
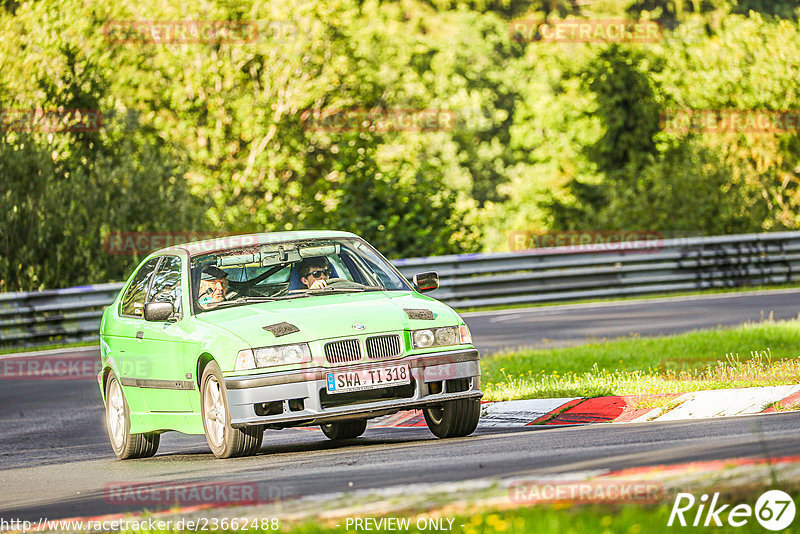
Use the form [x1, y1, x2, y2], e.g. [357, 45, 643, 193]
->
[668, 490, 796, 530]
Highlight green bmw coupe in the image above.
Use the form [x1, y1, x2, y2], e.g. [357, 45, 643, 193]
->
[98, 231, 481, 459]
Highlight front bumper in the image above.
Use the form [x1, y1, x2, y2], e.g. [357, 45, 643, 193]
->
[224, 348, 481, 427]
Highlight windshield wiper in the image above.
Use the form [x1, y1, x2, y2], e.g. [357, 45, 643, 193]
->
[206, 296, 278, 309]
[295, 285, 386, 295]
[205, 294, 313, 309]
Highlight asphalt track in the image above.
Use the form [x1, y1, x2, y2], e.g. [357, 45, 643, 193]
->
[2, 289, 800, 522]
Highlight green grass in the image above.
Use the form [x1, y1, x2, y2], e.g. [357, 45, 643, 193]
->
[455, 283, 800, 314]
[481, 319, 800, 401]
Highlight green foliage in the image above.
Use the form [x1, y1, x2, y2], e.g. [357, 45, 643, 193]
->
[0, 127, 208, 292]
[97, 0, 495, 256]
[599, 140, 766, 233]
[541, 13, 800, 236]
[581, 46, 662, 176]
[732, 0, 800, 18]
[626, 0, 800, 23]
[2, 0, 800, 289]
[0, 4, 208, 291]
[418, 0, 579, 18]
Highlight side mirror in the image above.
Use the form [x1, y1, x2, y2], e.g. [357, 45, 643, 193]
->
[144, 302, 175, 322]
[413, 271, 439, 293]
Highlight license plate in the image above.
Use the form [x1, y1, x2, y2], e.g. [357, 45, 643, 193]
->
[326, 364, 411, 394]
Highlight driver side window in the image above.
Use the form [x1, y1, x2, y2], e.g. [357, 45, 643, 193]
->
[148, 256, 183, 314]
[120, 257, 160, 317]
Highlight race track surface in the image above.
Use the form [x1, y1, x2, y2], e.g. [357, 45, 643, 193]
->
[2, 374, 799, 521]
[2, 288, 799, 521]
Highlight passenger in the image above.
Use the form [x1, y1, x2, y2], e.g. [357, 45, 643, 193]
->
[198, 265, 229, 308]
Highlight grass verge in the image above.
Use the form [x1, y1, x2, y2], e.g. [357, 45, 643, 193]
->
[481, 319, 800, 401]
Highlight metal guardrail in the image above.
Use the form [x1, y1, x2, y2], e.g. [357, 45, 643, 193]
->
[0, 283, 123, 348]
[2, 232, 799, 349]
[393, 231, 800, 309]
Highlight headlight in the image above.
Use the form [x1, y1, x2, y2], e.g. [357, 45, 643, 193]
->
[412, 326, 462, 349]
[254, 343, 311, 367]
[412, 329, 435, 348]
[435, 327, 458, 345]
[235, 343, 311, 370]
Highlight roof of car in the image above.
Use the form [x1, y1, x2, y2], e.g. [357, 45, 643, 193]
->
[160, 230, 361, 256]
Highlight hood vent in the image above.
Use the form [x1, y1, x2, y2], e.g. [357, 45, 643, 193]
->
[262, 322, 300, 337]
[404, 308, 435, 320]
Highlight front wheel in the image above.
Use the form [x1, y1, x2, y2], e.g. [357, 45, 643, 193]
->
[105, 372, 160, 459]
[201, 361, 263, 458]
[423, 379, 480, 438]
[320, 420, 367, 440]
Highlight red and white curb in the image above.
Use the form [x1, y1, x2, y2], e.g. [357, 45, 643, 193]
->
[632, 384, 800, 422]
[370, 385, 800, 428]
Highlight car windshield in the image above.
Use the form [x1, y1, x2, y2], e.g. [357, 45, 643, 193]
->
[190, 237, 411, 312]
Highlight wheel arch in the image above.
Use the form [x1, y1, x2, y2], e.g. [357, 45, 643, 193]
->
[196, 352, 216, 390]
[101, 365, 116, 403]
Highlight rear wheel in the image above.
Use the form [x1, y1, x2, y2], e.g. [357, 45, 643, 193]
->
[105, 373, 160, 459]
[423, 379, 480, 438]
[201, 361, 263, 458]
[320, 420, 368, 440]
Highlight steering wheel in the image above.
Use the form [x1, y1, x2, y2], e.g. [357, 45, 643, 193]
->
[288, 277, 345, 294]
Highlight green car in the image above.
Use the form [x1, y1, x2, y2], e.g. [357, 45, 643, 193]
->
[98, 231, 482, 459]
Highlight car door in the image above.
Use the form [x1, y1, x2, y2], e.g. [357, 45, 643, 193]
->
[137, 254, 194, 413]
[113, 256, 161, 414]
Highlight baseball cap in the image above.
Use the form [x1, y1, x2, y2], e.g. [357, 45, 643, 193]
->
[201, 265, 229, 281]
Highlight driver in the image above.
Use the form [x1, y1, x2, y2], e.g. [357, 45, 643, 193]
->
[198, 265, 229, 308]
[298, 257, 330, 289]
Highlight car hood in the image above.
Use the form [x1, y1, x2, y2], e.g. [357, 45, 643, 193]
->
[194, 291, 460, 347]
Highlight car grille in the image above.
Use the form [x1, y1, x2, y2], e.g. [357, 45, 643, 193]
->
[324, 339, 362, 364]
[366, 334, 402, 359]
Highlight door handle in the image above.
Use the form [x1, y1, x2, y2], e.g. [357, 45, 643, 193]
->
[136, 331, 144, 339]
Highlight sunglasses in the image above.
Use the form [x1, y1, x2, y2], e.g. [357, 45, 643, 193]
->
[305, 269, 330, 278]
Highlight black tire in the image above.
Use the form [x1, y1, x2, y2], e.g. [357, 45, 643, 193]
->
[423, 378, 480, 438]
[320, 420, 368, 440]
[201, 361, 263, 458]
[105, 372, 160, 459]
